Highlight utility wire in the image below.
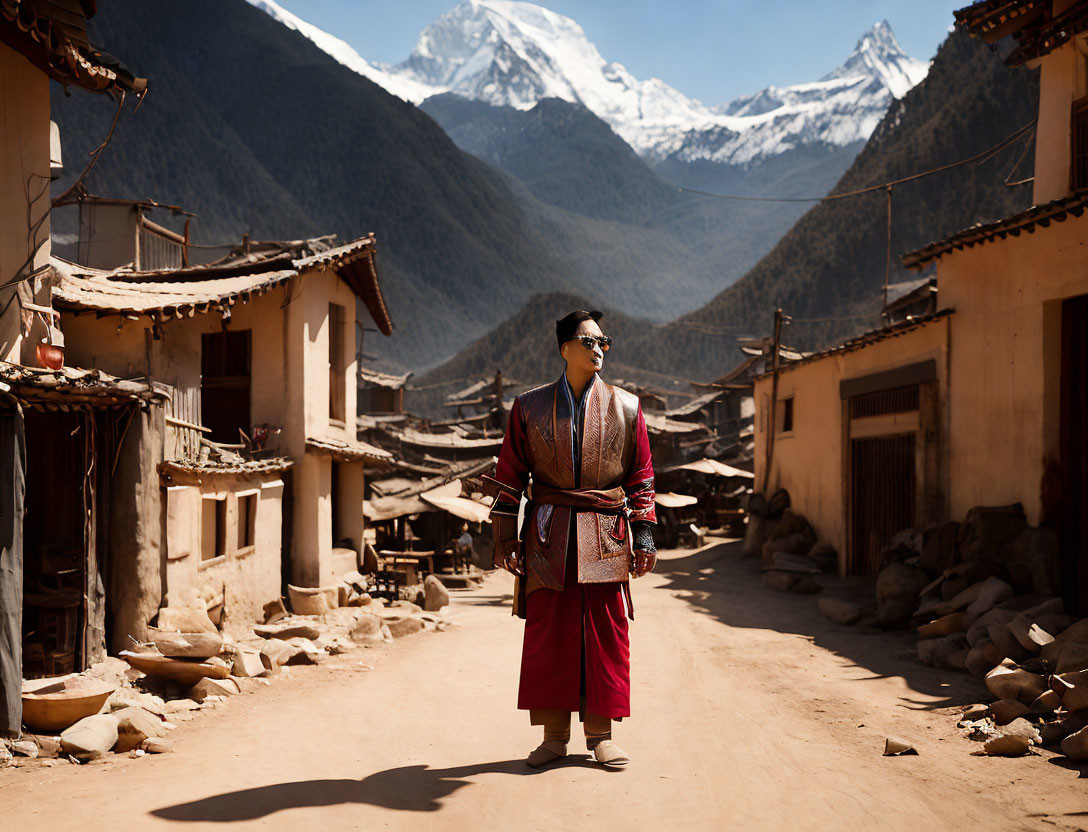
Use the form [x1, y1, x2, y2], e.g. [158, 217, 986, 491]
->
[675, 119, 1037, 204]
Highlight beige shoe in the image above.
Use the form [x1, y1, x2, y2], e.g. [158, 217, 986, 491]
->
[526, 739, 567, 768]
[592, 740, 630, 767]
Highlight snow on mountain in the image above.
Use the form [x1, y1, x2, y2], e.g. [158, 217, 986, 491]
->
[245, 0, 435, 103]
[248, 0, 929, 167]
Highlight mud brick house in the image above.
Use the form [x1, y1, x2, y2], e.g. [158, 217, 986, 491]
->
[0, 0, 150, 736]
[753, 0, 1088, 609]
[53, 229, 395, 608]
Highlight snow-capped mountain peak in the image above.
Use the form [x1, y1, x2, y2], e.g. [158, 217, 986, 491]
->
[823, 21, 929, 99]
[245, 0, 435, 103]
[247, 0, 931, 167]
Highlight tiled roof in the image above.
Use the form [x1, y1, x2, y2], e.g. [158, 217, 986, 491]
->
[305, 436, 392, 463]
[0, 0, 146, 93]
[954, 0, 1083, 65]
[902, 194, 1088, 269]
[50, 233, 393, 335]
[51, 256, 296, 316]
[360, 367, 412, 389]
[158, 457, 294, 477]
[0, 362, 169, 408]
[756, 310, 955, 378]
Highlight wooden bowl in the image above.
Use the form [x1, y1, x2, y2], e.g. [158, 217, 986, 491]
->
[22, 679, 115, 733]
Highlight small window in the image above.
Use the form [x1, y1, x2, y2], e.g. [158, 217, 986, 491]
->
[779, 397, 794, 434]
[201, 496, 227, 561]
[237, 492, 257, 551]
[329, 303, 346, 423]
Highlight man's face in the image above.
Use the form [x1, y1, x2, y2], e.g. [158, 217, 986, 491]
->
[561, 319, 606, 375]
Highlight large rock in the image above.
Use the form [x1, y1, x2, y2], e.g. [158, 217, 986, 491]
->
[1062, 672, 1088, 713]
[146, 629, 223, 659]
[287, 584, 336, 615]
[876, 562, 928, 627]
[423, 575, 450, 612]
[230, 646, 267, 678]
[985, 659, 1047, 704]
[106, 686, 166, 716]
[253, 621, 322, 641]
[807, 542, 838, 574]
[113, 706, 167, 753]
[156, 606, 217, 634]
[918, 612, 966, 639]
[764, 571, 820, 594]
[982, 734, 1031, 756]
[350, 613, 383, 641]
[84, 657, 139, 686]
[382, 615, 425, 639]
[1001, 717, 1041, 745]
[933, 634, 970, 670]
[259, 639, 299, 668]
[762, 532, 813, 564]
[1055, 642, 1088, 674]
[1062, 725, 1088, 760]
[764, 510, 815, 559]
[965, 641, 1003, 678]
[280, 637, 322, 664]
[958, 504, 1028, 567]
[742, 513, 769, 559]
[818, 596, 862, 626]
[999, 525, 1060, 596]
[990, 699, 1030, 725]
[920, 522, 961, 574]
[966, 608, 1017, 647]
[189, 677, 240, 702]
[916, 638, 940, 666]
[987, 621, 1031, 663]
[60, 714, 119, 756]
[1042, 617, 1088, 664]
[963, 577, 1014, 620]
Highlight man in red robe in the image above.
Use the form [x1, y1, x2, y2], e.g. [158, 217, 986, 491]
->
[486, 310, 657, 769]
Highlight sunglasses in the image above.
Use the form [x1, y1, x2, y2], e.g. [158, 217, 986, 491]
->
[571, 335, 612, 352]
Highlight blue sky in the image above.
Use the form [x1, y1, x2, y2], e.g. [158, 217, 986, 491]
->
[274, 1, 961, 103]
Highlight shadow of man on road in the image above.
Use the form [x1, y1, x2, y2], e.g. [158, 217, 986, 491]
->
[151, 756, 603, 820]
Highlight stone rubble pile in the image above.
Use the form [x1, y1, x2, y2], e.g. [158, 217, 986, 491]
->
[747, 491, 1088, 759]
[3, 576, 455, 770]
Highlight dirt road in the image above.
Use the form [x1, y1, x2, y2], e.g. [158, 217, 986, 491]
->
[4, 540, 1087, 831]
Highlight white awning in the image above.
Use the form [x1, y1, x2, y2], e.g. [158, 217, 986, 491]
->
[677, 458, 755, 479]
[655, 492, 699, 508]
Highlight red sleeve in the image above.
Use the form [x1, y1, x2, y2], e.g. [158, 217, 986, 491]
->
[624, 404, 656, 524]
[490, 397, 530, 516]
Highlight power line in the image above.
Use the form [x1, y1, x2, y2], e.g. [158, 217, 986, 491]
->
[675, 119, 1037, 204]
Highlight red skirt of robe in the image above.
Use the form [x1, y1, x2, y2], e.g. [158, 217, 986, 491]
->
[516, 551, 630, 719]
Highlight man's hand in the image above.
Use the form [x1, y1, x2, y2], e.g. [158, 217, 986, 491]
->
[631, 550, 656, 578]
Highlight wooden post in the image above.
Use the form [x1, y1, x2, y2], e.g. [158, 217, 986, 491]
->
[182, 217, 191, 268]
[883, 186, 892, 312]
[761, 309, 783, 495]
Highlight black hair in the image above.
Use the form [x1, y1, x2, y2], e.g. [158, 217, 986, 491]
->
[555, 309, 603, 349]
